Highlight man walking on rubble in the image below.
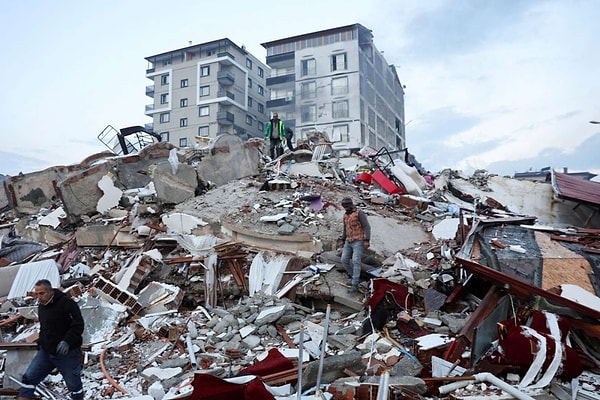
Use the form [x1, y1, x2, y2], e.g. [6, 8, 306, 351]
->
[17, 279, 85, 400]
[264, 112, 285, 159]
[339, 197, 371, 294]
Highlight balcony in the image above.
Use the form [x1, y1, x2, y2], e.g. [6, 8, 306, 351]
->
[266, 51, 294, 65]
[146, 67, 155, 74]
[144, 123, 154, 132]
[217, 111, 235, 125]
[217, 52, 235, 66]
[266, 73, 295, 85]
[217, 71, 235, 86]
[144, 104, 155, 115]
[217, 90, 235, 104]
[145, 85, 154, 97]
[266, 95, 294, 108]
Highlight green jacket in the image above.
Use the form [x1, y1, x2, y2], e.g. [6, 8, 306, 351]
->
[265, 119, 285, 140]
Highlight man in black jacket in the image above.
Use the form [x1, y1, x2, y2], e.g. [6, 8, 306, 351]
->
[285, 127, 295, 152]
[17, 279, 85, 400]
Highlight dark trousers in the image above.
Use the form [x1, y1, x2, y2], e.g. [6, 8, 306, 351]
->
[19, 348, 84, 399]
[286, 136, 294, 151]
[269, 138, 283, 159]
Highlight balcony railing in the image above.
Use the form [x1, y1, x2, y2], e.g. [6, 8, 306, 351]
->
[217, 111, 235, 125]
[145, 85, 155, 97]
[144, 104, 155, 114]
[217, 90, 235, 101]
[217, 71, 235, 86]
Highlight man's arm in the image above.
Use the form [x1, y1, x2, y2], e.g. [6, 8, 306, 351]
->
[358, 210, 371, 240]
[62, 299, 84, 347]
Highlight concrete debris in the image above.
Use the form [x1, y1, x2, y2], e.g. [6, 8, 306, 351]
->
[0, 142, 599, 399]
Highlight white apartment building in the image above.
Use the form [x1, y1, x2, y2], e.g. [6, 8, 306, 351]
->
[261, 24, 405, 155]
[144, 39, 269, 148]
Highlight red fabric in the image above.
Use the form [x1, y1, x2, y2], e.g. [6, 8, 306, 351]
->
[190, 373, 275, 400]
[492, 324, 583, 381]
[366, 278, 413, 313]
[528, 311, 570, 342]
[237, 348, 294, 377]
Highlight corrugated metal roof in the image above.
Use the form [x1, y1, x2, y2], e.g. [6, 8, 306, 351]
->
[552, 171, 600, 206]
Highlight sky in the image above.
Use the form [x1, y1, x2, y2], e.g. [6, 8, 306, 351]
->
[1, 0, 599, 179]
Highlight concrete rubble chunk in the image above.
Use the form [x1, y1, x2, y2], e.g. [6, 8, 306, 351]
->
[3, 142, 600, 400]
[150, 162, 199, 205]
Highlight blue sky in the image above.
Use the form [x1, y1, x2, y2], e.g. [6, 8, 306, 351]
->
[1, 0, 599, 178]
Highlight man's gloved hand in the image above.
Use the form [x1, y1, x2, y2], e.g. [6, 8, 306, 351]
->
[56, 341, 69, 355]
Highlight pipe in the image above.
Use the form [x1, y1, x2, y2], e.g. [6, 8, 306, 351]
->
[296, 327, 304, 400]
[438, 373, 536, 400]
[314, 304, 330, 397]
[100, 347, 129, 395]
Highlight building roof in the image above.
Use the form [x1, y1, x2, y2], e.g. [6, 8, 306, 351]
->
[552, 170, 600, 207]
[145, 38, 248, 62]
[260, 23, 371, 48]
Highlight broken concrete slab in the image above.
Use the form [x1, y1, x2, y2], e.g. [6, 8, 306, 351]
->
[195, 134, 261, 187]
[150, 162, 199, 206]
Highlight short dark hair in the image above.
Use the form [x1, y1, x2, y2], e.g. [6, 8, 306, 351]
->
[35, 279, 52, 289]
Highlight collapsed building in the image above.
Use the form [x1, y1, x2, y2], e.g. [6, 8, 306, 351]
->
[0, 134, 599, 400]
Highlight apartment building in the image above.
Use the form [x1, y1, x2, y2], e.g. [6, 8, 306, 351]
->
[261, 24, 405, 155]
[144, 39, 269, 148]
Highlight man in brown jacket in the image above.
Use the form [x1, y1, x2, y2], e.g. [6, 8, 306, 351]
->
[339, 197, 371, 293]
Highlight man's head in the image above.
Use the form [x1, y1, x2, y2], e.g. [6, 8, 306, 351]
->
[341, 197, 354, 211]
[272, 113, 279, 120]
[34, 279, 53, 305]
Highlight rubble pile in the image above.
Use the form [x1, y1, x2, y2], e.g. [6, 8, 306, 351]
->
[0, 138, 599, 399]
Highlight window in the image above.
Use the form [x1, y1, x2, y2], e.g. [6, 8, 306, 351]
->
[247, 96, 253, 107]
[301, 81, 317, 99]
[159, 112, 170, 123]
[331, 76, 349, 96]
[199, 106, 209, 116]
[160, 132, 169, 142]
[180, 79, 189, 88]
[200, 65, 210, 77]
[331, 125, 349, 142]
[160, 74, 169, 85]
[257, 85, 264, 96]
[332, 100, 349, 118]
[257, 103, 264, 113]
[258, 67, 264, 77]
[160, 93, 169, 104]
[246, 115, 253, 125]
[331, 53, 347, 71]
[180, 98, 188, 107]
[162, 59, 171, 66]
[258, 121, 264, 131]
[200, 85, 210, 97]
[179, 138, 188, 147]
[246, 58, 253, 69]
[198, 126, 209, 137]
[248, 78, 253, 88]
[301, 105, 316, 122]
[180, 118, 188, 127]
[301, 58, 316, 76]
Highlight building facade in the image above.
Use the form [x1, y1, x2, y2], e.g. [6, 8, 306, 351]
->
[261, 24, 405, 155]
[145, 39, 269, 148]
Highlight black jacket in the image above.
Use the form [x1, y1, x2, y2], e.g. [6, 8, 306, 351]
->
[38, 289, 84, 354]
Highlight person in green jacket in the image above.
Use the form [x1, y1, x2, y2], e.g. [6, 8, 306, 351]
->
[264, 112, 285, 159]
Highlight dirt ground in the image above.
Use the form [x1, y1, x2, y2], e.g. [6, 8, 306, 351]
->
[172, 177, 434, 258]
